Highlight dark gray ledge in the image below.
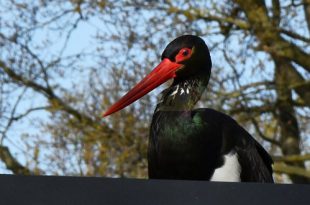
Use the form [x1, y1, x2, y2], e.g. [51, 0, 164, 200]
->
[0, 174, 309, 205]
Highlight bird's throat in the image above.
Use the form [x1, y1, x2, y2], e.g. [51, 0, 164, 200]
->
[155, 75, 209, 112]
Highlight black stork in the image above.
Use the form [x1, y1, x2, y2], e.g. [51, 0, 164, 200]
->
[103, 35, 274, 182]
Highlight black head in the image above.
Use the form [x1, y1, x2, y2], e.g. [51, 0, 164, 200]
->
[103, 35, 212, 117]
[161, 35, 212, 82]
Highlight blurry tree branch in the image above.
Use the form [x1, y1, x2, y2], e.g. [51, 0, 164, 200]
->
[0, 57, 127, 137]
[273, 154, 310, 163]
[280, 28, 310, 43]
[250, 117, 280, 146]
[273, 163, 310, 178]
[0, 145, 32, 175]
[0, 60, 89, 123]
[234, 0, 310, 72]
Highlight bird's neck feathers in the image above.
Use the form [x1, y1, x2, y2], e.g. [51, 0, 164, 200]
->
[155, 75, 209, 112]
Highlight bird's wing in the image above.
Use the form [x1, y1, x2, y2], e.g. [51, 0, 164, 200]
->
[196, 108, 274, 182]
[235, 136, 274, 182]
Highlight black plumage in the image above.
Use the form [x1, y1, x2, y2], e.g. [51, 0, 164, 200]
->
[149, 108, 273, 182]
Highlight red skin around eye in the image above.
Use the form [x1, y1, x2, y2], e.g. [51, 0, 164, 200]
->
[175, 48, 192, 63]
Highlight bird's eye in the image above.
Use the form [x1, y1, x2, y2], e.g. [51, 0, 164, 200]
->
[182, 49, 189, 56]
[175, 48, 192, 63]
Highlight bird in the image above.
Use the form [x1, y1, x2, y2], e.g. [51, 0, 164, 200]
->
[103, 35, 274, 183]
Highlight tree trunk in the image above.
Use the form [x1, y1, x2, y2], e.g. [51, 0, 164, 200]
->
[273, 57, 309, 183]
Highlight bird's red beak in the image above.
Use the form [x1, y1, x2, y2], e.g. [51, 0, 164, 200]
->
[103, 58, 183, 117]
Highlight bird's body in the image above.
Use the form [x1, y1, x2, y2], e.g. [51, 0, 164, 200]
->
[104, 35, 274, 183]
[149, 108, 273, 182]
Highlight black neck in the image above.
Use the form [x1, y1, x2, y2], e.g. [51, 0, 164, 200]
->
[155, 74, 209, 112]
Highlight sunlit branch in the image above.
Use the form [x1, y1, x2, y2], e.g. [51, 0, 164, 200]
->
[273, 163, 310, 178]
[0, 145, 32, 175]
[273, 154, 310, 163]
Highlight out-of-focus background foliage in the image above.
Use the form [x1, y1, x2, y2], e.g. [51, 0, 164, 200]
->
[0, 0, 309, 183]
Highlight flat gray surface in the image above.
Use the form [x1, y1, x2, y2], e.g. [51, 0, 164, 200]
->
[0, 174, 309, 205]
